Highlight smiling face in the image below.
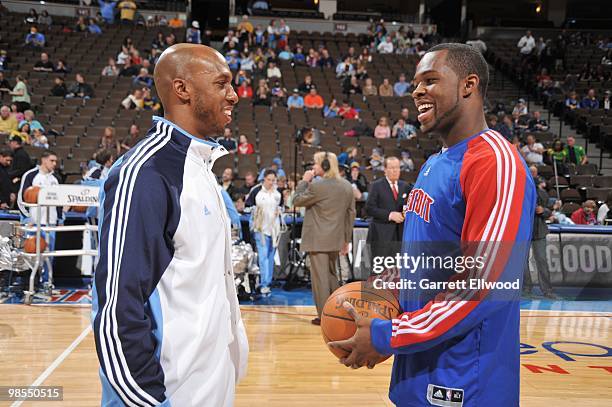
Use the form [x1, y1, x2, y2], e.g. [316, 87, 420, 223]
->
[412, 50, 462, 134]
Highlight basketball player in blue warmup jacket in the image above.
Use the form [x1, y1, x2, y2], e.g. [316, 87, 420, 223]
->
[330, 44, 536, 406]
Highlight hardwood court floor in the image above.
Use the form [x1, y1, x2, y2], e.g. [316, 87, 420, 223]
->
[0, 305, 610, 406]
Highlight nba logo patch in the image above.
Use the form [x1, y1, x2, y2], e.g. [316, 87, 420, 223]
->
[427, 384, 464, 406]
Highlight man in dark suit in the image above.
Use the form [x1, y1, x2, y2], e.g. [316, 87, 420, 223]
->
[7, 136, 32, 193]
[366, 156, 412, 260]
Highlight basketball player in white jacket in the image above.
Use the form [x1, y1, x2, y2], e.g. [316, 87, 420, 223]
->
[92, 44, 249, 407]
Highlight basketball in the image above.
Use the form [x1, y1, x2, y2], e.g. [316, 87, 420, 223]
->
[321, 282, 401, 362]
[71, 206, 87, 213]
[23, 186, 41, 204]
[23, 237, 47, 254]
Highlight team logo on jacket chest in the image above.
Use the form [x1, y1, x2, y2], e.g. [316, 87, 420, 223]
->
[404, 188, 434, 222]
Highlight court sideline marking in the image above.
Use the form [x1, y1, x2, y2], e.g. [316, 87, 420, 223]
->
[10, 324, 92, 407]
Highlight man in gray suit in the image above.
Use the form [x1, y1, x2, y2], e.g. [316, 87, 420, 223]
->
[293, 151, 356, 325]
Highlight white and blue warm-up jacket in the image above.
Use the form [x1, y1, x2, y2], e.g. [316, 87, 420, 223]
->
[92, 117, 249, 407]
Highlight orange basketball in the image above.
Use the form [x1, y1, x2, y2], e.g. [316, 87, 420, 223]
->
[321, 281, 401, 362]
[71, 206, 87, 212]
[23, 237, 47, 253]
[23, 186, 41, 204]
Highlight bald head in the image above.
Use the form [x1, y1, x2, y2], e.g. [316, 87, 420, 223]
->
[153, 44, 238, 137]
[154, 44, 226, 107]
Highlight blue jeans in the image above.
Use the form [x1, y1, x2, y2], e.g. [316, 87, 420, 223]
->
[253, 232, 275, 288]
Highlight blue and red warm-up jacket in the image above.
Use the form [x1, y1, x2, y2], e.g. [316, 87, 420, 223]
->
[370, 129, 536, 407]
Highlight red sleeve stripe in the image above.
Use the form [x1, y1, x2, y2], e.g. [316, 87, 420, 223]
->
[392, 131, 520, 338]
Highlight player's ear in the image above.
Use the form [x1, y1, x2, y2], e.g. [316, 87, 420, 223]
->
[172, 78, 190, 103]
[462, 74, 479, 99]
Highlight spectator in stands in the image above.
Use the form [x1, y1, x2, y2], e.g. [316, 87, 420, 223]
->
[564, 135, 587, 165]
[336, 57, 353, 78]
[19, 110, 44, 134]
[217, 128, 237, 153]
[393, 73, 410, 97]
[151, 32, 166, 51]
[571, 200, 598, 225]
[565, 91, 580, 110]
[12, 122, 31, 144]
[130, 49, 143, 66]
[98, 0, 117, 24]
[266, 61, 281, 80]
[25, 26, 45, 49]
[306, 48, 320, 68]
[100, 127, 119, 156]
[512, 98, 528, 116]
[0, 105, 17, 137]
[581, 88, 599, 110]
[119, 124, 139, 153]
[324, 99, 339, 118]
[237, 80, 253, 99]
[0, 73, 10, 99]
[236, 171, 257, 196]
[168, 14, 183, 28]
[258, 158, 286, 181]
[0, 50, 8, 72]
[546, 139, 566, 167]
[266, 19, 278, 50]
[377, 36, 394, 54]
[549, 200, 574, 225]
[237, 14, 254, 37]
[517, 30, 535, 59]
[597, 191, 612, 225]
[253, 81, 271, 106]
[219, 168, 237, 198]
[287, 89, 304, 110]
[75, 16, 88, 32]
[133, 68, 153, 88]
[119, 58, 138, 77]
[10, 76, 30, 112]
[363, 78, 378, 96]
[374, 116, 391, 139]
[348, 162, 368, 200]
[142, 88, 160, 112]
[8, 136, 32, 191]
[369, 148, 384, 171]
[101, 58, 119, 76]
[298, 75, 315, 94]
[237, 134, 255, 155]
[278, 19, 290, 48]
[392, 118, 417, 140]
[338, 100, 359, 120]
[66, 73, 94, 99]
[603, 90, 611, 111]
[31, 131, 48, 149]
[25, 8, 38, 24]
[270, 81, 287, 107]
[37, 10, 52, 28]
[292, 44, 306, 65]
[88, 18, 103, 35]
[521, 134, 545, 165]
[400, 150, 415, 171]
[186, 21, 202, 44]
[33, 52, 53, 72]
[496, 114, 514, 141]
[54, 59, 71, 74]
[304, 87, 324, 109]
[338, 146, 359, 167]
[528, 110, 549, 131]
[379, 78, 393, 97]
[317, 48, 333, 68]
[116, 45, 130, 65]
[278, 45, 294, 62]
[343, 76, 362, 95]
[118, 0, 137, 24]
[0, 149, 13, 208]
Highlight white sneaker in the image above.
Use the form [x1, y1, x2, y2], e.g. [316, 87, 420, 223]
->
[260, 286, 271, 295]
